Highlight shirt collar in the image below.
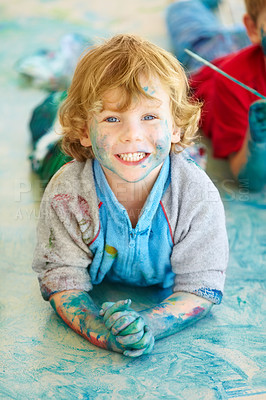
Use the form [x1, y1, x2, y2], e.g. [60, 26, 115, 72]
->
[93, 156, 170, 231]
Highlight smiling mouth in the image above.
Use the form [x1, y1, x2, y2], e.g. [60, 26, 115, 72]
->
[116, 152, 149, 163]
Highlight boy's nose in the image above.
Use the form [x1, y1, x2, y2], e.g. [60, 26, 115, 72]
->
[120, 121, 144, 142]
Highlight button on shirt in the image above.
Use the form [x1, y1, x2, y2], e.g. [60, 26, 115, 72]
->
[89, 157, 175, 288]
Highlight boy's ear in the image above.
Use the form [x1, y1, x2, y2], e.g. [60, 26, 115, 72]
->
[171, 127, 181, 144]
[243, 13, 261, 44]
[80, 128, 92, 147]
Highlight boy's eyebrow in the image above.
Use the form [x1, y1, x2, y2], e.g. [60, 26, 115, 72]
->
[100, 105, 122, 112]
[100, 99, 163, 112]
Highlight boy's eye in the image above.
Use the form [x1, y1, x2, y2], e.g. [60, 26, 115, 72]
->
[105, 117, 119, 123]
[143, 115, 156, 120]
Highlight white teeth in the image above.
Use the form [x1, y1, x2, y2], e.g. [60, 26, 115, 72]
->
[118, 152, 146, 162]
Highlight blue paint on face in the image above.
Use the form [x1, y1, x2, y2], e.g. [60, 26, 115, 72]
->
[90, 126, 112, 169]
[89, 81, 175, 184]
[143, 86, 155, 95]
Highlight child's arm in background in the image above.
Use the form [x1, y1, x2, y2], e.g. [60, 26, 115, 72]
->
[230, 99, 266, 191]
[50, 290, 154, 357]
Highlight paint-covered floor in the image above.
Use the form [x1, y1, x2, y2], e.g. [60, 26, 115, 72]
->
[1, 1, 265, 399]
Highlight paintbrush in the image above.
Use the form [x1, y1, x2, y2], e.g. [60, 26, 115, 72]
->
[185, 48, 266, 100]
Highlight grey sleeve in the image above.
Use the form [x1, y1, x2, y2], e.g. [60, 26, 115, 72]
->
[171, 181, 229, 304]
[32, 187, 95, 300]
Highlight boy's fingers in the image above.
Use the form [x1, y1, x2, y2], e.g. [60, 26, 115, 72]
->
[112, 316, 145, 336]
[99, 302, 115, 316]
[109, 312, 140, 334]
[103, 300, 132, 322]
[105, 311, 136, 331]
[123, 340, 154, 358]
[100, 299, 131, 319]
[127, 326, 154, 350]
[116, 329, 144, 345]
[124, 349, 144, 358]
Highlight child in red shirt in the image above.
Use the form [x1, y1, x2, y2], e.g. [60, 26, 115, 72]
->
[167, 0, 266, 191]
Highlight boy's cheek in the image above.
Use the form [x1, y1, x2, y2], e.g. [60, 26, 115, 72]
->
[153, 137, 171, 157]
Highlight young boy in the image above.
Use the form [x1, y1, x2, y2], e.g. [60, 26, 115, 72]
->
[32, 34, 228, 357]
[166, 0, 266, 191]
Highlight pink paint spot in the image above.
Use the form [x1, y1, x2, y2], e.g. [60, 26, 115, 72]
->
[78, 195, 90, 217]
[186, 306, 205, 317]
[53, 193, 71, 202]
[52, 193, 72, 213]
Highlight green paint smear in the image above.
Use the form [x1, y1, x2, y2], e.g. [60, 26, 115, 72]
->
[48, 228, 56, 248]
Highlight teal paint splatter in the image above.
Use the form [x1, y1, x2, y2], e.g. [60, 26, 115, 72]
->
[143, 86, 155, 95]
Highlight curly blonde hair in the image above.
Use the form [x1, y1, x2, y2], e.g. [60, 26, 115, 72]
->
[244, 0, 266, 22]
[59, 34, 202, 161]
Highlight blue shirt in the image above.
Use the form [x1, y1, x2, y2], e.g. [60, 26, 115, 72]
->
[89, 157, 175, 288]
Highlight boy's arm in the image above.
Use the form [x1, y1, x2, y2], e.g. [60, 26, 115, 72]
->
[49, 290, 153, 356]
[139, 291, 213, 340]
[50, 290, 123, 353]
[102, 292, 212, 342]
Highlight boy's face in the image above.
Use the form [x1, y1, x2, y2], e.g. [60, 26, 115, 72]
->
[81, 76, 180, 184]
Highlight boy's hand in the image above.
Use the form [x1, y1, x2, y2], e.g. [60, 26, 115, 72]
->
[249, 100, 266, 143]
[100, 299, 143, 335]
[100, 299, 154, 357]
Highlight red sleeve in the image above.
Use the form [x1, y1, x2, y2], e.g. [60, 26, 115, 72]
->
[190, 45, 266, 158]
[189, 54, 236, 139]
[211, 73, 251, 158]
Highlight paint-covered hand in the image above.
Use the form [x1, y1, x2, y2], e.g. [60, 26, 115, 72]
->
[249, 100, 266, 143]
[49, 290, 131, 355]
[100, 299, 154, 357]
[100, 299, 144, 335]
